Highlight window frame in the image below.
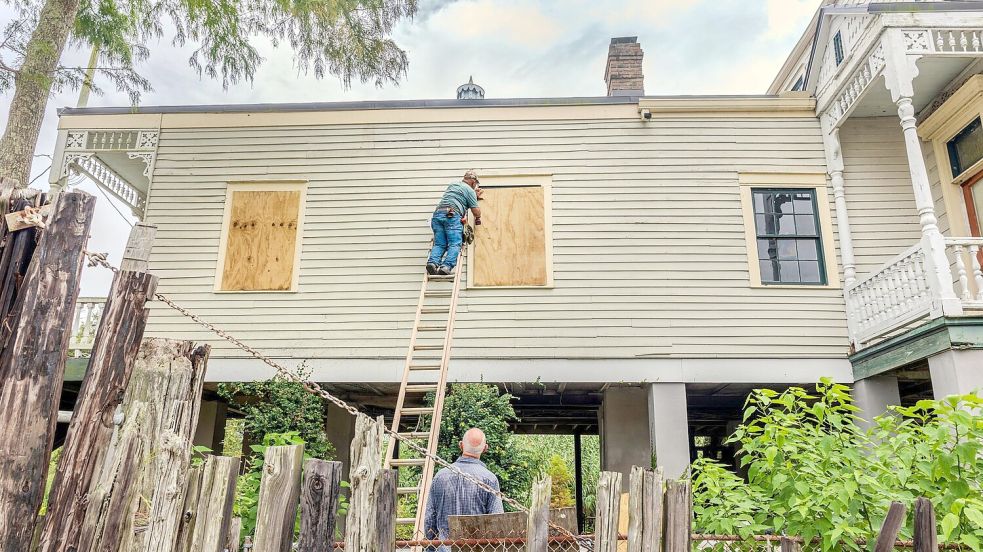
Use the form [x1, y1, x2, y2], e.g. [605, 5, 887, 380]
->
[833, 31, 845, 66]
[750, 187, 827, 286]
[946, 116, 983, 179]
[738, 173, 840, 289]
[465, 174, 554, 289]
[214, 180, 307, 293]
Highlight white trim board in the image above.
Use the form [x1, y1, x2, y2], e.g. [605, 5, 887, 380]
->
[202, 357, 854, 384]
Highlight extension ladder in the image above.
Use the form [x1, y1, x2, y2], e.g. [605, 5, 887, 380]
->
[384, 249, 465, 539]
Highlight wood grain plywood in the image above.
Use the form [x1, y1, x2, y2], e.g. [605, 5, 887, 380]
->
[221, 190, 300, 290]
[473, 186, 547, 286]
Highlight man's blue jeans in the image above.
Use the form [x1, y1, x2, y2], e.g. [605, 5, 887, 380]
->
[428, 210, 463, 269]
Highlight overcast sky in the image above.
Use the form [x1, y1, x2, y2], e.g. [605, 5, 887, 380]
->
[0, 0, 819, 295]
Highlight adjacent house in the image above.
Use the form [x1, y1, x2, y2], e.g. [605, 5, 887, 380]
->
[58, 0, 983, 489]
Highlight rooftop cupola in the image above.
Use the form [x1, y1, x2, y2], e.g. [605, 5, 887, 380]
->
[456, 76, 485, 100]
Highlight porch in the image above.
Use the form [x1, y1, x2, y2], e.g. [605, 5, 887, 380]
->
[816, 10, 983, 357]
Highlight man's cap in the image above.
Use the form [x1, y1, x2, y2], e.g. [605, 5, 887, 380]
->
[463, 169, 479, 183]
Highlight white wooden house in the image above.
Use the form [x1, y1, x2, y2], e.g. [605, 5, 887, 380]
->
[57, 0, 983, 484]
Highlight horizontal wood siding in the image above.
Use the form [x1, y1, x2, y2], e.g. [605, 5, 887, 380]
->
[143, 111, 848, 364]
[840, 117, 922, 276]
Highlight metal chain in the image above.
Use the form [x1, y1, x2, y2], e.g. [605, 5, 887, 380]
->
[84, 251, 594, 550]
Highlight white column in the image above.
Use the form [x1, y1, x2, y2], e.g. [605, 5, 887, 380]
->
[928, 349, 983, 399]
[599, 387, 652, 482]
[823, 127, 858, 285]
[882, 30, 962, 316]
[193, 399, 228, 452]
[647, 383, 691, 480]
[852, 376, 901, 430]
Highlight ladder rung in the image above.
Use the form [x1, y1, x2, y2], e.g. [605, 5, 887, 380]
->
[405, 384, 439, 393]
[401, 407, 434, 416]
[398, 431, 431, 439]
[417, 325, 447, 332]
[427, 274, 455, 281]
[424, 290, 452, 297]
[421, 307, 450, 314]
[409, 363, 442, 371]
[390, 458, 426, 467]
[397, 486, 420, 495]
[413, 344, 444, 351]
[397, 517, 417, 525]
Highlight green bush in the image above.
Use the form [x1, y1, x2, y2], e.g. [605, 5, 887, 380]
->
[691, 378, 983, 551]
[217, 366, 335, 461]
[544, 455, 575, 508]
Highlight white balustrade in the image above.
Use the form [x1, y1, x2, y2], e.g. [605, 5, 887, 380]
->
[845, 243, 933, 348]
[945, 238, 983, 307]
[69, 297, 106, 357]
[72, 155, 146, 214]
[847, 237, 983, 350]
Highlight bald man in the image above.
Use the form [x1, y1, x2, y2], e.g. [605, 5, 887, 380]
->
[423, 428, 504, 545]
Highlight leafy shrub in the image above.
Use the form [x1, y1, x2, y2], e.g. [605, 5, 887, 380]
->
[217, 366, 335, 460]
[544, 455, 575, 508]
[691, 378, 983, 551]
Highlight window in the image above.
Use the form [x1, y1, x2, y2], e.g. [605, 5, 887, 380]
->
[216, 182, 306, 291]
[833, 31, 845, 66]
[791, 75, 805, 92]
[468, 176, 553, 287]
[947, 117, 983, 177]
[752, 189, 825, 285]
[739, 173, 838, 288]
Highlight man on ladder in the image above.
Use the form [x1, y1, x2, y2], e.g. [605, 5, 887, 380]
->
[426, 170, 482, 275]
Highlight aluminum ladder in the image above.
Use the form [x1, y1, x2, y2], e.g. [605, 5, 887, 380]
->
[384, 250, 465, 539]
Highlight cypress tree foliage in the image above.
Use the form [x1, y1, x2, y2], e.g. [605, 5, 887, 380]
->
[0, 0, 418, 186]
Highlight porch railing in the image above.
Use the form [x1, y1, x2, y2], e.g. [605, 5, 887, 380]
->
[845, 237, 983, 350]
[70, 297, 105, 357]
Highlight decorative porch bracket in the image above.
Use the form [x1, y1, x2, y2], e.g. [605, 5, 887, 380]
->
[53, 129, 159, 219]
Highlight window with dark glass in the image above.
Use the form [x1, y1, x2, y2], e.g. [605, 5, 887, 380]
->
[833, 31, 844, 65]
[947, 117, 983, 177]
[791, 75, 805, 92]
[752, 189, 826, 285]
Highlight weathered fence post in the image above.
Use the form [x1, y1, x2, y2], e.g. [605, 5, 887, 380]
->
[228, 517, 243, 552]
[526, 476, 552, 552]
[345, 414, 396, 552]
[298, 459, 343, 552]
[663, 479, 691, 552]
[252, 444, 304, 552]
[0, 191, 95, 550]
[593, 471, 622, 552]
[78, 338, 210, 551]
[0, 196, 41, 348]
[177, 455, 240, 552]
[780, 536, 801, 552]
[913, 497, 937, 552]
[873, 501, 907, 552]
[626, 466, 663, 552]
[38, 222, 158, 552]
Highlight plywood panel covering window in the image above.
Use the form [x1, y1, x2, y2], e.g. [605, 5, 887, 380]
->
[218, 182, 305, 291]
[471, 180, 552, 287]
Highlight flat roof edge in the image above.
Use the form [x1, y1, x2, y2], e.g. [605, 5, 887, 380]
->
[56, 94, 799, 117]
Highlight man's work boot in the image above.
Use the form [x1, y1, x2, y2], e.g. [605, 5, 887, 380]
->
[426, 263, 438, 275]
[437, 265, 453, 275]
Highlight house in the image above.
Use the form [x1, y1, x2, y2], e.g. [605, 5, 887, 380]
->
[57, 0, 983, 491]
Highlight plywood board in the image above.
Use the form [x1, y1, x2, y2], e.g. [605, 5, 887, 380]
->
[473, 186, 547, 286]
[221, 190, 300, 290]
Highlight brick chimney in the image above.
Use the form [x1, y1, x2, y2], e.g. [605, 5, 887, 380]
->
[604, 37, 644, 96]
